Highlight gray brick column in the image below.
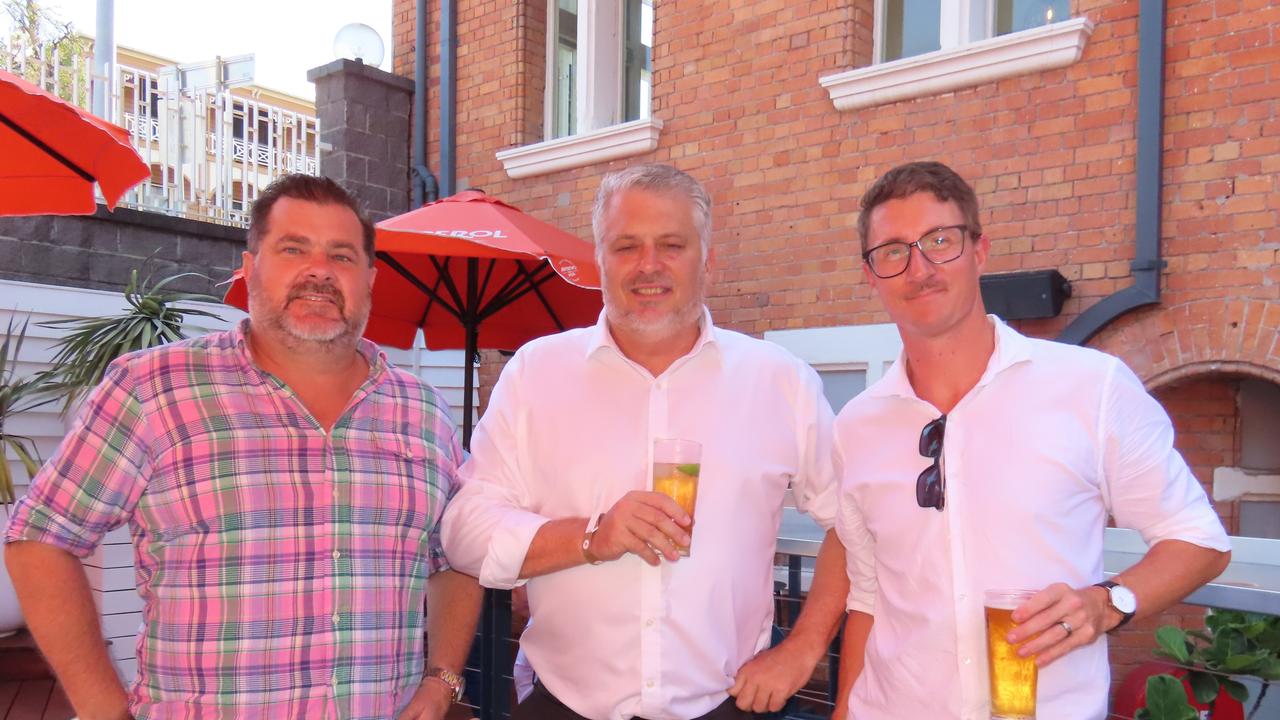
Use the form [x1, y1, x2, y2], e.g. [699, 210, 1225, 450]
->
[308, 59, 413, 222]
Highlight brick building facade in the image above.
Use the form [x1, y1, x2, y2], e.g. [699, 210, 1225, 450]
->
[390, 0, 1279, 700]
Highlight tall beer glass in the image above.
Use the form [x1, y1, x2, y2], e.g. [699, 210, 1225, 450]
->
[985, 589, 1038, 719]
[652, 438, 701, 556]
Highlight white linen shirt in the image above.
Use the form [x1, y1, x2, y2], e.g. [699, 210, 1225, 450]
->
[836, 317, 1230, 720]
[441, 309, 838, 720]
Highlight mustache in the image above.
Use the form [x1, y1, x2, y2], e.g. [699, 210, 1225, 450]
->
[625, 271, 673, 288]
[903, 278, 945, 299]
[287, 281, 345, 309]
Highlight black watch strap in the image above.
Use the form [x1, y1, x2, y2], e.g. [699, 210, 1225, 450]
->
[1093, 580, 1136, 630]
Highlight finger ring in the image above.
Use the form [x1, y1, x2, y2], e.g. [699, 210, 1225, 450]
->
[1059, 620, 1073, 636]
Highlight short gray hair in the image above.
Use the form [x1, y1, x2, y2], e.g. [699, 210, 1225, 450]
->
[591, 164, 712, 260]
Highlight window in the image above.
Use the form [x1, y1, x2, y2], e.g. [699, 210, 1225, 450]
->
[497, 0, 660, 178]
[879, 0, 1070, 62]
[546, 0, 652, 140]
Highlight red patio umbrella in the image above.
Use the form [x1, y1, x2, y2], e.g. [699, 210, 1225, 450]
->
[225, 189, 603, 445]
[0, 68, 149, 216]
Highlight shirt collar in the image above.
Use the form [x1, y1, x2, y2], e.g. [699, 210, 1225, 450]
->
[865, 315, 1033, 401]
[586, 306, 720, 365]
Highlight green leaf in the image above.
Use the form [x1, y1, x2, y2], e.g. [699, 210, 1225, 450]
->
[1143, 674, 1199, 720]
[1222, 678, 1249, 703]
[1156, 626, 1192, 664]
[1224, 652, 1267, 672]
[1186, 670, 1219, 705]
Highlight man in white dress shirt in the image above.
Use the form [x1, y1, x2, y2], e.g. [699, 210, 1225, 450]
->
[833, 161, 1232, 719]
[441, 164, 848, 720]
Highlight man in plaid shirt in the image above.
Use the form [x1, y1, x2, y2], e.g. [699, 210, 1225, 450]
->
[5, 175, 482, 719]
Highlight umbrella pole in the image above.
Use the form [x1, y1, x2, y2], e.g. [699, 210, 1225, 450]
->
[462, 258, 479, 450]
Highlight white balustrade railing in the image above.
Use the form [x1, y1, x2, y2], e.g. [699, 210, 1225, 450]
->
[4, 38, 321, 227]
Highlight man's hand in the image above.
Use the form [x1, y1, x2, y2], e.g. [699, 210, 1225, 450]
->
[1007, 582, 1111, 667]
[590, 491, 691, 565]
[396, 677, 454, 720]
[728, 639, 820, 714]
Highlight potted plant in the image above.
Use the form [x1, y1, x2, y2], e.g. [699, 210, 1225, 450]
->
[1118, 611, 1280, 720]
[0, 315, 54, 635]
[39, 267, 222, 414]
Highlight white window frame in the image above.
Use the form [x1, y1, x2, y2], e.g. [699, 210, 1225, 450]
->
[498, 0, 661, 179]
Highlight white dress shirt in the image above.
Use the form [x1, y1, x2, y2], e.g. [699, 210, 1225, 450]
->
[441, 309, 837, 720]
[836, 317, 1230, 720]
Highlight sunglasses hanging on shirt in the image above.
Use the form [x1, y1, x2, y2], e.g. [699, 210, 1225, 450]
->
[916, 415, 947, 511]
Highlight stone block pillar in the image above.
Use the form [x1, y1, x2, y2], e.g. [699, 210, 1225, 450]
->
[308, 59, 414, 222]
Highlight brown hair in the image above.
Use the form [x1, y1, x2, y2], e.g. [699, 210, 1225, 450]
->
[246, 174, 376, 265]
[857, 161, 982, 253]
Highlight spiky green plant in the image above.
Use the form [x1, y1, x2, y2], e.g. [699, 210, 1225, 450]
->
[0, 316, 52, 505]
[39, 268, 222, 414]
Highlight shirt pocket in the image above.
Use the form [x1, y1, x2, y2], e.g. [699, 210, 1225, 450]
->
[345, 433, 447, 556]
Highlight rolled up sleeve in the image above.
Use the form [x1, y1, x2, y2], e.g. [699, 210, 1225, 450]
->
[440, 353, 550, 589]
[790, 364, 839, 530]
[1101, 359, 1231, 552]
[5, 360, 152, 557]
[835, 432, 877, 615]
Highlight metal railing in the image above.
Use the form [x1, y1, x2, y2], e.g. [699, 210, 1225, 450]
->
[3, 37, 321, 227]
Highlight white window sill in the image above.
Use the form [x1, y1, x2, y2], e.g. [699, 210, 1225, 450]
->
[496, 118, 664, 179]
[819, 16, 1094, 111]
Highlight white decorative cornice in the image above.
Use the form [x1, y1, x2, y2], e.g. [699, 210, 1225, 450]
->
[496, 117, 664, 179]
[819, 17, 1094, 111]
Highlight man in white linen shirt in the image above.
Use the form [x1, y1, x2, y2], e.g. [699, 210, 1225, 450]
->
[441, 163, 848, 720]
[833, 161, 1232, 720]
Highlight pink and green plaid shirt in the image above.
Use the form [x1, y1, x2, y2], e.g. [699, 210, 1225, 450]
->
[6, 320, 462, 719]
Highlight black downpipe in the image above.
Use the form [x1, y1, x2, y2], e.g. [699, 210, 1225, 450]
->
[441, 0, 457, 198]
[411, 0, 437, 207]
[1057, 0, 1166, 345]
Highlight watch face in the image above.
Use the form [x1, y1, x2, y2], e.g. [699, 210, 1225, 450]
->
[1110, 585, 1138, 614]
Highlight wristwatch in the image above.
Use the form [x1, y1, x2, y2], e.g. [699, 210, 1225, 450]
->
[582, 513, 605, 565]
[1093, 580, 1138, 630]
[427, 666, 465, 703]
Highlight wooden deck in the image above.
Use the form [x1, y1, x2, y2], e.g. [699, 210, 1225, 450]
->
[0, 631, 72, 720]
[0, 680, 72, 720]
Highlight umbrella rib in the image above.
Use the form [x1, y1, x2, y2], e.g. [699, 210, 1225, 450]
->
[377, 251, 464, 321]
[484, 261, 533, 310]
[425, 255, 473, 315]
[0, 110, 95, 183]
[477, 262, 566, 332]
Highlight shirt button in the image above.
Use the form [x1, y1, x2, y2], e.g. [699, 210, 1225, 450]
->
[646, 679, 655, 688]
[963, 657, 971, 665]
[332, 613, 341, 625]
[645, 618, 655, 627]
[332, 488, 339, 498]
[332, 550, 341, 560]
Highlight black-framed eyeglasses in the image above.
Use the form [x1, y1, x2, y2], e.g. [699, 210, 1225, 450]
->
[862, 224, 971, 279]
[916, 414, 947, 511]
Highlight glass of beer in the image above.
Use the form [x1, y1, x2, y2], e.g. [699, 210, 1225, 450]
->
[652, 438, 701, 556]
[985, 589, 1038, 719]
